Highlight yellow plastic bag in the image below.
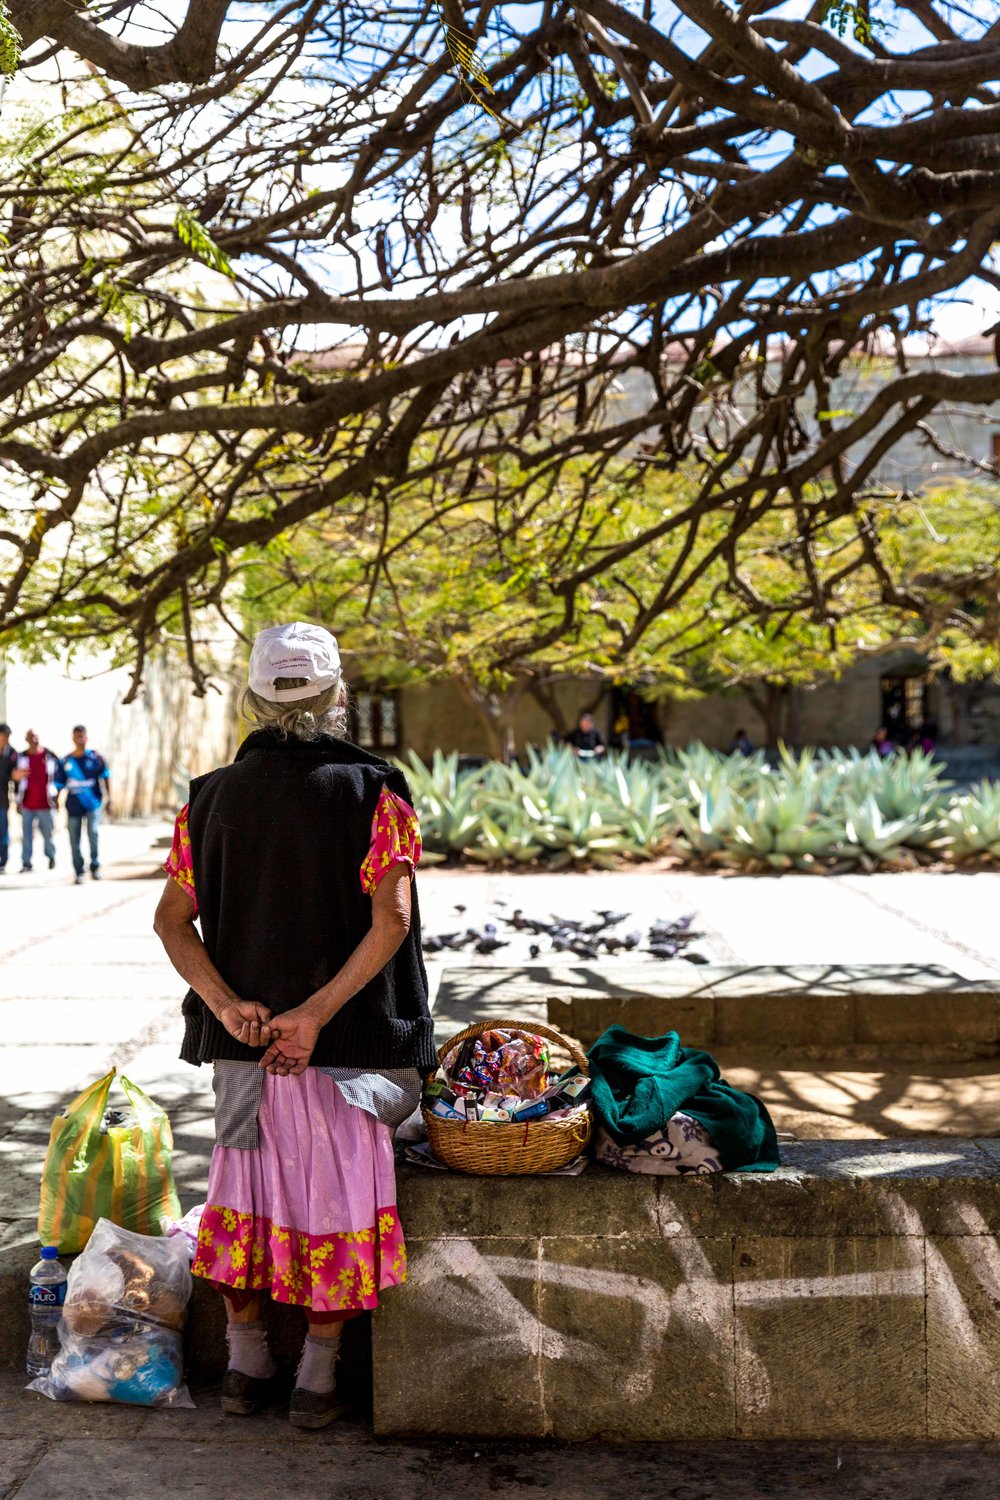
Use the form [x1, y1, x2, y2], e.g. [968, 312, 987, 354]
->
[37, 1071, 182, 1255]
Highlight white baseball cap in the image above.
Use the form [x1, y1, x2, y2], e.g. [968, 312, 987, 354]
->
[248, 623, 342, 703]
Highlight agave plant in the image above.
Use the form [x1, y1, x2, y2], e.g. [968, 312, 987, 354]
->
[398, 743, 1000, 871]
[934, 781, 1000, 861]
[588, 755, 675, 854]
[841, 794, 929, 869]
[461, 811, 546, 865]
[724, 783, 846, 870]
[398, 749, 484, 854]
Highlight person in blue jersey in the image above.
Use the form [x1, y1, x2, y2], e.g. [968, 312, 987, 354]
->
[59, 725, 112, 884]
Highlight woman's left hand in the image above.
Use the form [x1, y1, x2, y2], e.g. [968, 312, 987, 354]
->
[258, 1007, 321, 1076]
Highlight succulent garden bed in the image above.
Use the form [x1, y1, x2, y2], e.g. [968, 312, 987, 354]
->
[400, 744, 1000, 873]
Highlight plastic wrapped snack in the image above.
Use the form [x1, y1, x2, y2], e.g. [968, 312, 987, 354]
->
[28, 1217, 194, 1409]
[441, 1029, 550, 1100]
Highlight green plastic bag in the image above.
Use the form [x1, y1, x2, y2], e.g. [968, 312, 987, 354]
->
[37, 1071, 182, 1255]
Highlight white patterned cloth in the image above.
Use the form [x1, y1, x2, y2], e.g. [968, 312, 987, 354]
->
[594, 1112, 723, 1175]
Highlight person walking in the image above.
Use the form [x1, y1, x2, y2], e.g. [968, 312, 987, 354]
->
[59, 725, 112, 884]
[0, 724, 16, 874]
[13, 730, 60, 873]
[153, 622, 434, 1429]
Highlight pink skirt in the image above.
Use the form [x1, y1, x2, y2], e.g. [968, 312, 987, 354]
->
[192, 1069, 406, 1314]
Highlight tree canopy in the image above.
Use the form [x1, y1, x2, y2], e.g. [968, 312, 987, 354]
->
[246, 458, 1000, 752]
[3, 0, 1000, 694]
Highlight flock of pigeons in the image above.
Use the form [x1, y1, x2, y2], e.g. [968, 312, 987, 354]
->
[421, 905, 709, 964]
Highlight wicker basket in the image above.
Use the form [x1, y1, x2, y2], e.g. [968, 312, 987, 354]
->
[422, 1019, 592, 1176]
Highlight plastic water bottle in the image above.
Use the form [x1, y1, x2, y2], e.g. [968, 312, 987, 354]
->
[27, 1246, 67, 1378]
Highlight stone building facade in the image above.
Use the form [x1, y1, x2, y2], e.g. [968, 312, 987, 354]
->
[345, 653, 1000, 768]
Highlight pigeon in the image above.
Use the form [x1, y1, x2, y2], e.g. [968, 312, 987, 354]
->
[596, 910, 629, 926]
[647, 943, 678, 960]
[570, 939, 601, 960]
[623, 931, 643, 950]
[508, 911, 553, 935]
[682, 952, 710, 965]
[551, 935, 572, 952]
[422, 935, 445, 953]
[529, 943, 541, 959]
[602, 935, 624, 953]
[550, 914, 584, 932]
[436, 932, 470, 950]
[650, 915, 697, 938]
[475, 936, 509, 955]
[454, 904, 467, 914]
[529, 918, 557, 935]
[484, 922, 497, 935]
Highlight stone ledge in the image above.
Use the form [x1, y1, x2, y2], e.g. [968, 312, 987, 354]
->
[373, 1140, 1000, 1441]
[507, 962, 1000, 1058]
[396, 1140, 1000, 1240]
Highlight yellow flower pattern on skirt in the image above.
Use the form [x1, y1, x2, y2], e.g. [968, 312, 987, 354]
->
[193, 1202, 407, 1313]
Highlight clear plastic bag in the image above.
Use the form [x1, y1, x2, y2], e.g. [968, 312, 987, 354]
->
[28, 1217, 194, 1409]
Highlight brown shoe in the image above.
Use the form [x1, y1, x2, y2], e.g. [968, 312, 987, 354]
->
[220, 1368, 279, 1416]
[288, 1386, 351, 1430]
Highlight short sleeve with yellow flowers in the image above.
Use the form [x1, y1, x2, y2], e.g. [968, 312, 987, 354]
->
[163, 802, 197, 915]
[360, 787, 422, 896]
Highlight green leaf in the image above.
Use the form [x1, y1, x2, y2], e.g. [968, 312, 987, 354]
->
[174, 209, 233, 277]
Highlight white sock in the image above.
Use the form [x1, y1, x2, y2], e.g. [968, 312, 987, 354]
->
[295, 1331, 342, 1394]
[226, 1319, 277, 1379]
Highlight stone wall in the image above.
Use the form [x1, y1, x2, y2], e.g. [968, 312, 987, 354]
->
[373, 1141, 1000, 1441]
[377, 653, 1000, 760]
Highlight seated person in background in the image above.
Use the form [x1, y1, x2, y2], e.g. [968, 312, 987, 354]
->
[731, 727, 754, 756]
[567, 712, 605, 758]
[912, 720, 936, 756]
[871, 726, 894, 758]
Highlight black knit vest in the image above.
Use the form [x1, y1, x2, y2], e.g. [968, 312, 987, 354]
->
[177, 729, 436, 1074]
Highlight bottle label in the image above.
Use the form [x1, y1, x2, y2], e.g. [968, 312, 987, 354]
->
[29, 1283, 66, 1308]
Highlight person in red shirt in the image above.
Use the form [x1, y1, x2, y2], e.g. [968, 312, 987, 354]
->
[13, 728, 60, 872]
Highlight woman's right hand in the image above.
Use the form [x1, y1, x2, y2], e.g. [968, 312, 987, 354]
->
[216, 1000, 273, 1048]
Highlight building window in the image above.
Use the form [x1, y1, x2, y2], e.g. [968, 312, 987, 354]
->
[609, 685, 662, 752]
[880, 674, 928, 738]
[351, 690, 401, 751]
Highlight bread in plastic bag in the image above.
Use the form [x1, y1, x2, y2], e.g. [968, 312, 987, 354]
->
[28, 1217, 194, 1408]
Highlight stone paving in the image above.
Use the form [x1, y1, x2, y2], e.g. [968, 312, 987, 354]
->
[2, 1370, 999, 1499]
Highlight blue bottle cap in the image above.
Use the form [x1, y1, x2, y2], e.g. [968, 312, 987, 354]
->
[40, 1246, 59, 1259]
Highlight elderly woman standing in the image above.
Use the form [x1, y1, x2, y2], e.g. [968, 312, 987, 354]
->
[153, 622, 434, 1428]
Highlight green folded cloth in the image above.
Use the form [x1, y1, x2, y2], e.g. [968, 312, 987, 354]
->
[587, 1026, 779, 1173]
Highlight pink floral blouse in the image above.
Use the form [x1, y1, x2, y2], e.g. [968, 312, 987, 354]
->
[164, 786, 421, 917]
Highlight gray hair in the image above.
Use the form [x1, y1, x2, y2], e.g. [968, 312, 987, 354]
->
[239, 677, 349, 741]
